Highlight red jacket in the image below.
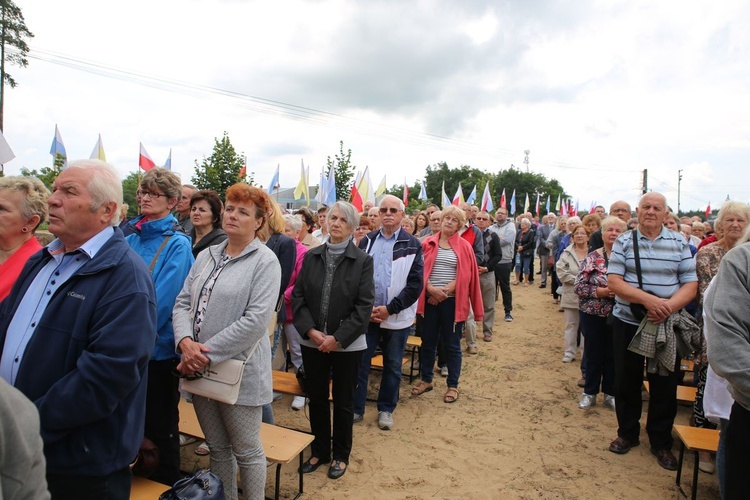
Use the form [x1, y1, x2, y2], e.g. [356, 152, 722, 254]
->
[418, 231, 483, 323]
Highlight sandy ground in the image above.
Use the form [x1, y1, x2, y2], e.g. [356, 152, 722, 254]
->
[181, 280, 719, 499]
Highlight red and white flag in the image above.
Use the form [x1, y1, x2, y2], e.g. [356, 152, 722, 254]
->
[499, 189, 506, 209]
[403, 178, 409, 205]
[705, 202, 711, 219]
[350, 182, 363, 212]
[139, 143, 156, 171]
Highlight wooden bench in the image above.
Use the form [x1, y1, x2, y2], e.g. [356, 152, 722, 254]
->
[642, 382, 697, 404]
[130, 476, 169, 499]
[369, 336, 422, 383]
[673, 424, 720, 500]
[273, 370, 306, 396]
[177, 398, 314, 500]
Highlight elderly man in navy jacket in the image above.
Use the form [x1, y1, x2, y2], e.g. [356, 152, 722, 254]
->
[0, 160, 157, 500]
[354, 195, 423, 431]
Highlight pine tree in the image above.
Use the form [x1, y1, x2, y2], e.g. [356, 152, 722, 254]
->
[325, 140, 355, 203]
[0, 0, 33, 131]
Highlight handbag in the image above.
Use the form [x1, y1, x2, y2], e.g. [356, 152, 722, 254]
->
[181, 357, 248, 405]
[159, 468, 224, 500]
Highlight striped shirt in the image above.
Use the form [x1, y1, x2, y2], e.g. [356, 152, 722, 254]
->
[608, 227, 697, 325]
[429, 247, 457, 289]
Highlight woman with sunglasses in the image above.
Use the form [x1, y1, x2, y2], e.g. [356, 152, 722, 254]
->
[124, 167, 194, 485]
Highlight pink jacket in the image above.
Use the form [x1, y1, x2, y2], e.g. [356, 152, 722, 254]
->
[418, 231, 483, 323]
[283, 239, 308, 323]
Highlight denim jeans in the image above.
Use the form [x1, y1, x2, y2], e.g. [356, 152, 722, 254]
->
[420, 298, 464, 388]
[580, 311, 614, 396]
[353, 324, 410, 415]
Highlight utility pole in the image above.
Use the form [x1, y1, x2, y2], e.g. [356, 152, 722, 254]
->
[677, 169, 683, 215]
[642, 169, 648, 195]
[524, 150, 530, 172]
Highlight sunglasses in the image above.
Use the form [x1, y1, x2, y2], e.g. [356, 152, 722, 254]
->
[379, 207, 400, 214]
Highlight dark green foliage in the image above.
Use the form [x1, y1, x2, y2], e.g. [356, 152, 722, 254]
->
[191, 132, 252, 200]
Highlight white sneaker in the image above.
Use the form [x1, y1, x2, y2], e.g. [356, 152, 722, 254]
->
[603, 394, 616, 411]
[291, 396, 306, 411]
[579, 394, 596, 409]
[272, 391, 283, 401]
[378, 411, 394, 430]
[562, 355, 574, 363]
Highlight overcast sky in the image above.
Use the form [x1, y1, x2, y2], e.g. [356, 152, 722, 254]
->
[3, 0, 749, 212]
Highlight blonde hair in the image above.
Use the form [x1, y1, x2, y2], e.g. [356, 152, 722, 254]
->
[0, 176, 50, 231]
[441, 205, 466, 227]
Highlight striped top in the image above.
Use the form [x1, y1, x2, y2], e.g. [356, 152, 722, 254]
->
[429, 247, 458, 289]
[608, 227, 697, 325]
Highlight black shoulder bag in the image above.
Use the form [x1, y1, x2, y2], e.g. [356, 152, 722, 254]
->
[629, 229, 652, 321]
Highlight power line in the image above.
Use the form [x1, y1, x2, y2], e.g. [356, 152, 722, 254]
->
[21, 46, 642, 176]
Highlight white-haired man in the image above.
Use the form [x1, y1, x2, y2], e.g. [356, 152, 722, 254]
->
[0, 160, 157, 499]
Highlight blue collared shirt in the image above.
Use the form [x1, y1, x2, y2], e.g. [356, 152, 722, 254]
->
[371, 227, 400, 307]
[0, 227, 114, 385]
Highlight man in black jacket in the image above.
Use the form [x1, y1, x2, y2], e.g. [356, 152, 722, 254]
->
[475, 211, 502, 342]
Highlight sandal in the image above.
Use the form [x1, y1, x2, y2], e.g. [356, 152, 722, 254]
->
[411, 381, 434, 396]
[444, 388, 459, 403]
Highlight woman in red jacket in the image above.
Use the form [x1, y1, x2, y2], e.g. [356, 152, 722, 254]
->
[412, 205, 483, 403]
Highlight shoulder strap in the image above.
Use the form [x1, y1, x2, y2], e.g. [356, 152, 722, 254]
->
[149, 235, 172, 273]
[631, 229, 643, 289]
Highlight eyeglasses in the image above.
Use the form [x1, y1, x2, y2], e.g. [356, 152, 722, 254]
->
[137, 190, 167, 199]
[379, 207, 400, 214]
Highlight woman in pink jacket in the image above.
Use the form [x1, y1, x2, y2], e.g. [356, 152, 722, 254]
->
[412, 205, 483, 403]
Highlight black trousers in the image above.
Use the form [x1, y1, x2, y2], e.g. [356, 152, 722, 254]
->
[301, 345, 362, 464]
[494, 262, 513, 314]
[47, 466, 132, 500]
[144, 359, 181, 485]
[612, 318, 679, 450]
[726, 402, 750, 499]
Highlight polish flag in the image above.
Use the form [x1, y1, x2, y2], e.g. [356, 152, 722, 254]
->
[499, 189, 506, 209]
[403, 178, 409, 205]
[139, 143, 156, 171]
[350, 182, 363, 212]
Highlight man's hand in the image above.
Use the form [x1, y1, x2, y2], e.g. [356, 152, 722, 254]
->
[370, 305, 390, 323]
[643, 295, 672, 324]
[478, 266, 488, 275]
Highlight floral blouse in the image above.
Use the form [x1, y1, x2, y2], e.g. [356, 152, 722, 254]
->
[574, 249, 613, 317]
[695, 243, 727, 365]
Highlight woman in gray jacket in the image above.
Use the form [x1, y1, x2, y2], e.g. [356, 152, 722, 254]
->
[173, 183, 281, 500]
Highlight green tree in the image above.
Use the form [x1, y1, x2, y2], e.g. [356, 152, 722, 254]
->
[325, 140, 356, 203]
[0, 0, 33, 131]
[191, 132, 251, 200]
[122, 171, 140, 219]
[19, 154, 65, 189]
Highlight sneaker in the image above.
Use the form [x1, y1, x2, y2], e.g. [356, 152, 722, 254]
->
[562, 355, 574, 363]
[578, 393, 596, 409]
[291, 396, 306, 411]
[603, 394, 616, 411]
[378, 411, 394, 430]
[440, 366, 449, 377]
[505, 313, 513, 322]
[179, 434, 197, 446]
[353, 413, 363, 424]
[467, 345, 478, 355]
[272, 391, 283, 401]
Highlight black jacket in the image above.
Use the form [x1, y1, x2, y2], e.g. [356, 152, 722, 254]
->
[191, 227, 227, 258]
[292, 240, 374, 349]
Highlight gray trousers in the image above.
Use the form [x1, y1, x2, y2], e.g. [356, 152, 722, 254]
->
[479, 271, 496, 338]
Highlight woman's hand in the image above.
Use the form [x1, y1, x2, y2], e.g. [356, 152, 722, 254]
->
[442, 280, 456, 296]
[177, 337, 211, 374]
[318, 335, 339, 353]
[307, 328, 326, 346]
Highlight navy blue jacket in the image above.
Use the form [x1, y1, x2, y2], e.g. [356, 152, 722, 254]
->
[0, 229, 157, 476]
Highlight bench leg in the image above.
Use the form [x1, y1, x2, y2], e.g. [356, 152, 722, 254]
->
[295, 452, 305, 499]
[675, 441, 687, 498]
[275, 463, 282, 500]
[691, 451, 699, 500]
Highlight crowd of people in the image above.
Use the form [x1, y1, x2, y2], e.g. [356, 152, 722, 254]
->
[0, 161, 747, 499]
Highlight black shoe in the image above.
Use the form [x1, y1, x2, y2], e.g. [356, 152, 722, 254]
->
[538, 283, 547, 288]
[327, 460, 347, 479]
[609, 437, 640, 454]
[301, 457, 329, 474]
[651, 448, 678, 471]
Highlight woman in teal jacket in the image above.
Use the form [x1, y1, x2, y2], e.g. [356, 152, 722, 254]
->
[125, 168, 194, 485]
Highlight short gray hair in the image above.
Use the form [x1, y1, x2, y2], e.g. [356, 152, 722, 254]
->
[716, 201, 750, 229]
[66, 159, 123, 225]
[328, 201, 360, 230]
[379, 194, 405, 211]
[520, 217, 531, 228]
[284, 213, 302, 233]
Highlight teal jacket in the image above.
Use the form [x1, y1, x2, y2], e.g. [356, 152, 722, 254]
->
[126, 215, 194, 360]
